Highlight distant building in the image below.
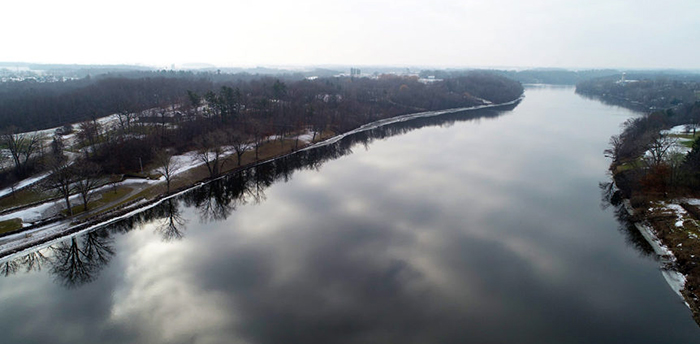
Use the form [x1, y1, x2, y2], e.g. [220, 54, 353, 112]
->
[350, 68, 361, 77]
[418, 75, 442, 84]
[616, 72, 638, 85]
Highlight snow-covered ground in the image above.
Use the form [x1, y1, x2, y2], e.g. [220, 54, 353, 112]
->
[661, 124, 699, 136]
[0, 182, 198, 259]
[661, 124, 697, 154]
[0, 172, 50, 199]
[633, 219, 688, 299]
[634, 200, 700, 302]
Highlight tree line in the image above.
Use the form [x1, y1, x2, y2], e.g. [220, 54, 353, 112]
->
[0, 72, 522, 216]
[576, 74, 700, 111]
[594, 75, 700, 201]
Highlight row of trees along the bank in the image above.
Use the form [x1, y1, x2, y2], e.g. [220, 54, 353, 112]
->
[577, 73, 700, 111]
[0, 72, 522, 213]
[0, 103, 513, 285]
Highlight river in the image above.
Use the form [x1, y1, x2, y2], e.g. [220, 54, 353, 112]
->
[1, 85, 698, 343]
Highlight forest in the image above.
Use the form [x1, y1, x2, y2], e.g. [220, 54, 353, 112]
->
[576, 73, 700, 111]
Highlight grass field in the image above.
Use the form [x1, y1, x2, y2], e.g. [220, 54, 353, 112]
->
[0, 218, 22, 234]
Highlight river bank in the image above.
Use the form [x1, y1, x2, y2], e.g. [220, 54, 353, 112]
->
[0, 98, 523, 259]
[608, 167, 700, 326]
[616, 193, 700, 325]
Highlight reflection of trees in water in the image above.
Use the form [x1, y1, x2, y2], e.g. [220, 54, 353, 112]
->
[0, 105, 516, 287]
[0, 259, 19, 276]
[50, 229, 114, 288]
[155, 199, 187, 241]
[0, 199, 189, 288]
[183, 172, 255, 222]
[0, 229, 114, 288]
[180, 106, 512, 223]
[21, 250, 49, 272]
[599, 181, 655, 258]
[1, 251, 49, 276]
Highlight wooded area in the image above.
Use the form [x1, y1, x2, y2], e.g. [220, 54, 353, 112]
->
[0, 71, 523, 212]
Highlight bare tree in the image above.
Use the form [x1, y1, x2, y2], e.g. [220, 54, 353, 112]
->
[45, 156, 76, 216]
[115, 110, 136, 135]
[645, 133, 677, 168]
[226, 128, 249, 166]
[77, 120, 102, 157]
[154, 149, 182, 193]
[251, 120, 267, 160]
[604, 135, 622, 162]
[195, 131, 229, 178]
[75, 161, 102, 212]
[2, 128, 41, 177]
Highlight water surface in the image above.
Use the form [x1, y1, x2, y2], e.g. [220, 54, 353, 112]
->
[1, 86, 698, 343]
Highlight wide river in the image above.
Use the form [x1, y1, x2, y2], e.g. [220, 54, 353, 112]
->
[1, 86, 699, 343]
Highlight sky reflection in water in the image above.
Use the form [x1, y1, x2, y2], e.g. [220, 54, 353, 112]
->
[1, 86, 699, 343]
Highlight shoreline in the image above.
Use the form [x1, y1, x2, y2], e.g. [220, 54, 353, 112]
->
[622, 199, 688, 299]
[0, 97, 523, 260]
[617, 193, 700, 324]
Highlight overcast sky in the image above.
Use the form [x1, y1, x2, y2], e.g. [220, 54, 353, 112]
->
[2, 0, 698, 70]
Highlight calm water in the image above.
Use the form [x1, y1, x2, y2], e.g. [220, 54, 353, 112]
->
[1, 86, 699, 343]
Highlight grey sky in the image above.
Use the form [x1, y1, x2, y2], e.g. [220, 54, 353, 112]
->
[3, 0, 698, 69]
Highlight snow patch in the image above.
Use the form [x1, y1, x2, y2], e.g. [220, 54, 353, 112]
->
[663, 202, 688, 229]
[661, 124, 698, 136]
[634, 222, 687, 298]
[0, 173, 50, 198]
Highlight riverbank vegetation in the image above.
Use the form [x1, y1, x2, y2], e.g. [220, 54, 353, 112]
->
[585, 74, 700, 324]
[0, 71, 522, 228]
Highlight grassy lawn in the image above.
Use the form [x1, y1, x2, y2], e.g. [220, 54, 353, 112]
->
[93, 186, 134, 207]
[680, 139, 696, 148]
[0, 218, 23, 234]
[63, 186, 135, 217]
[0, 187, 53, 212]
[669, 132, 699, 148]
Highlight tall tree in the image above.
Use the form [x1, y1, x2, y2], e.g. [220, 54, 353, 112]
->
[2, 128, 41, 177]
[226, 128, 249, 166]
[195, 131, 229, 178]
[45, 156, 76, 216]
[77, 120, 102, 157]
[154, 149, 182, 193]
[75, 161, 102, 212]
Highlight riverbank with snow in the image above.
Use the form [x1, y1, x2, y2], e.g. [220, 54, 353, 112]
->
[621, 197, 700, 322]
[0, 97, 523, 259]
